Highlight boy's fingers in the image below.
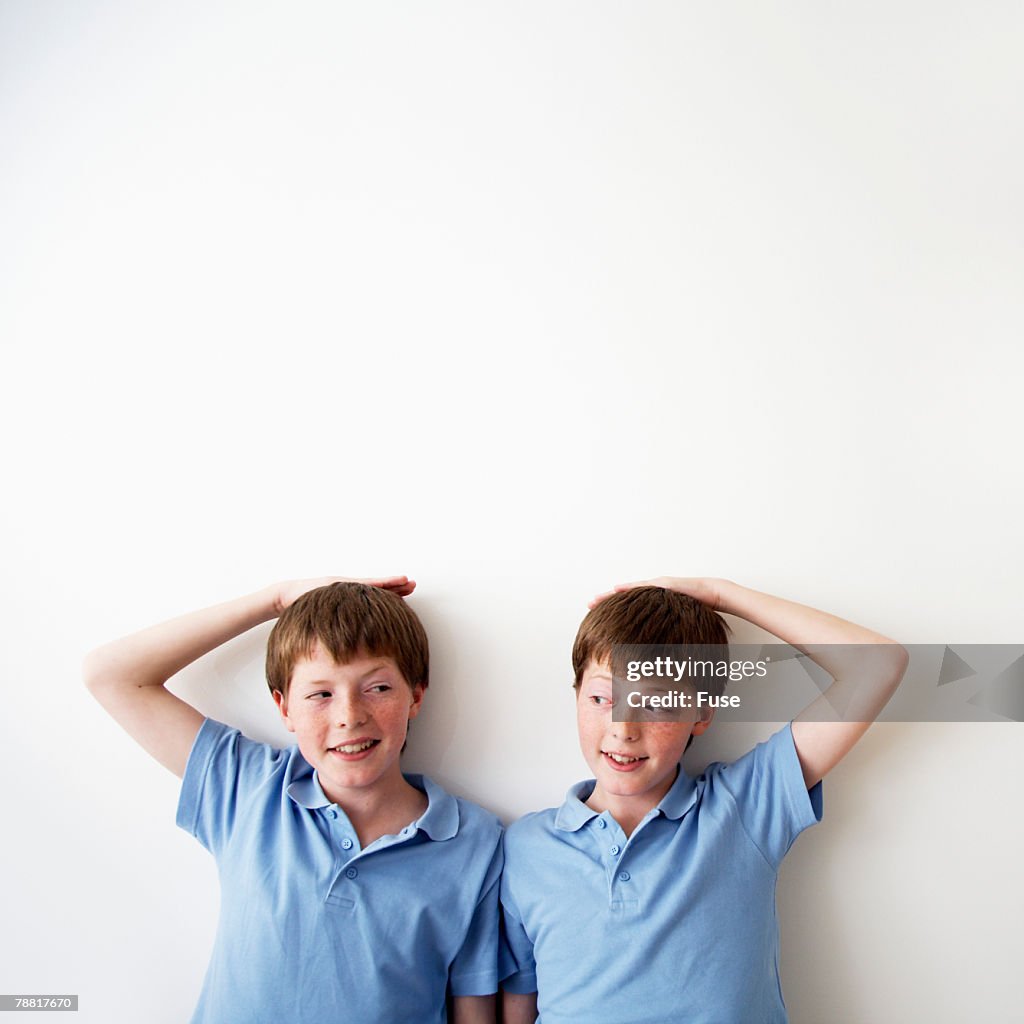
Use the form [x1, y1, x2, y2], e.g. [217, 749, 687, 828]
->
[589, 581, 652, 608]
[378, 578, 416, 596]
[588, 579, 671, 607]
[351, 575, 416, 597]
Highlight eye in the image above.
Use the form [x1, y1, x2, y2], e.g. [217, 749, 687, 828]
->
[367, 682, 393, 694]
[305, 690, 331, 700]
[589, 694, 612, 706]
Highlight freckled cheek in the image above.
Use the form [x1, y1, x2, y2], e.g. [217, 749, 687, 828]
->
[646, 723, 685, 735]
[642, 723, 691, 757]
[378, 704, 412, 731]
[303, 709, 333, 730]
[577, 718, 606, 749]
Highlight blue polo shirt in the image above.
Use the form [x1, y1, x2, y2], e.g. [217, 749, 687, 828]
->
[177, 718, 503, 1024]
[501, 724, 823, 1024]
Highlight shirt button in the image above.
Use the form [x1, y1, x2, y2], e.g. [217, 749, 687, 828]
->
[596, 819, 607, 829]
[618, 871, 630, 881]
[341, 838, 353, 850]
[327, 809, 338, 820]
[345, 867, 358, 879]
[610, 845, 620, 856]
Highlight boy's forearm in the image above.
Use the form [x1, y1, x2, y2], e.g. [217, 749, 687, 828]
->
[716, 579, 900, 650]
[717, 579, 907, 709]
[501, 991, 538, 1024]
[451, 994, 497, 1024]
[83, 586, 280, 694]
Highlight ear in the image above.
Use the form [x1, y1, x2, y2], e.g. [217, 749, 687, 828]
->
[273, 689, 296, 733]
[691, 708, 715, 736]
[407, 683, 425, 721]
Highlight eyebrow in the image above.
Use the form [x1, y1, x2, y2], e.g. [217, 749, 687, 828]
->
[293, 661, 396, 687]
[355, 660, 395, 678]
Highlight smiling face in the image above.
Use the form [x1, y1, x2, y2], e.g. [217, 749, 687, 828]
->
[576, 658, 711, 819]
[273, 644, 424, 806]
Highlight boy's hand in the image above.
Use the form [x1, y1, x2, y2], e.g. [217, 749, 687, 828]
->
[272, 575, 416, 615]
[589, 577, 728, 610]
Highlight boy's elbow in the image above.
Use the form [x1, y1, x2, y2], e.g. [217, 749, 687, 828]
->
[890, 641, 910, 671]
[82, 648, 112, 697]
[883, 641, 910, 689]
[82, 650, 98, 689]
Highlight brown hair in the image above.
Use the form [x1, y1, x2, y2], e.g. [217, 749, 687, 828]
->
[572, 586, 730, 688]
[266, 582, 428, 699]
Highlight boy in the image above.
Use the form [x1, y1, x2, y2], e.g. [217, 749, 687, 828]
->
[84, 576, 501, 1024]
[500, 576, 908, 1024]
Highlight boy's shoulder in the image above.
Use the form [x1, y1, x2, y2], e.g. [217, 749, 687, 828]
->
[505, 806, 558, 840]
[503, 791, 589, 854]
[454, 794, 505, 835]
[694, 722, 809, 792]
[502, 807, 560, 868]
[184, 717, 302, 789]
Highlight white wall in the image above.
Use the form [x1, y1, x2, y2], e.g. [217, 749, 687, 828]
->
[2, 3, 1021, 1022]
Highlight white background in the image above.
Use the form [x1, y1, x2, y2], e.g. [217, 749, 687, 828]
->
[2, 3, 1022, 1022]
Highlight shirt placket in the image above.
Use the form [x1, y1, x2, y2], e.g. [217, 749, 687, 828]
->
[595, 809, 657, 914]
[321, 804, 419, 908]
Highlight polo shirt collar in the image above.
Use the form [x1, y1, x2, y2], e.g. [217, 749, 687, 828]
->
[286, 765, 331, 809]
[404, 773, 459, 841]
[285, 766, 459, 841]
[554, 761, 699, 831]
[657, 763, 699, 820]
[554, 780, 600, 831]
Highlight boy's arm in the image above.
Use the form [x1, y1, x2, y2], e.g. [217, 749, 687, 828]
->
[452, 995, 496, 1024]
[502, 991, 538, 1024]
[601, 578, 909, 788]
[83, 575, 415, 778]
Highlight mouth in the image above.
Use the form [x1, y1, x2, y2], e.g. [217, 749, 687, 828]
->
[602, 750, 648, 772]
[328, 739, 380, 761]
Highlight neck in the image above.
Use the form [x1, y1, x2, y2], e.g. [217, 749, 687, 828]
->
[323, 771, 429, 847]
[585, 791, 651, 838]
[586, 768, 679, 838]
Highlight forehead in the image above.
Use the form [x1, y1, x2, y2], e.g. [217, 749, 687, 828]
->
[289, 644, 401, 682]
[579, 657, 613, 686]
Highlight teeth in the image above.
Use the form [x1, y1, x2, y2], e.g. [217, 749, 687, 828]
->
[607, 752, 644, 764]
[334, 740, 376, 754]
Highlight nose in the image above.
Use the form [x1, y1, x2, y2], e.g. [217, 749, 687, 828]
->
[610, 718, 641, 742]
[334, 692, 368, 729]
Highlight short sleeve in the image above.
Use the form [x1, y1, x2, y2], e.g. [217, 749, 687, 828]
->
[175, 718, 289, 856]
[713, 722, 823, 869]
[499, 845, 538, 995]
[449, 834, 504, 997]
